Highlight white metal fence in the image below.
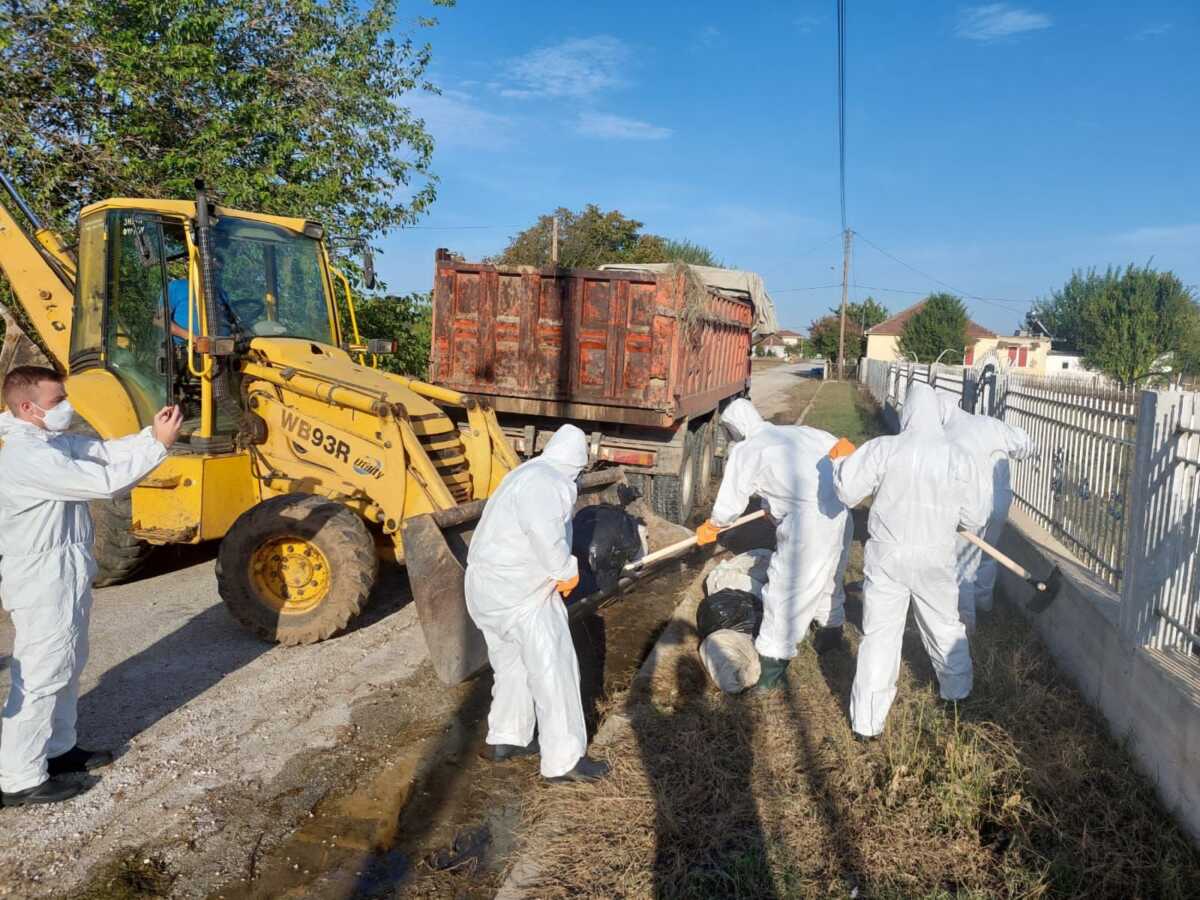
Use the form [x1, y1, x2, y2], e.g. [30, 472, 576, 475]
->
[860, 357, 1200, 660]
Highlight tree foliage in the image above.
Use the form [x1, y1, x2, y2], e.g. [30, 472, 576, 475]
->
[1025, 265, 1200, 385]
[494, 205, 720, 269]
[1077, 266, 1199, 385]
[899, 293, 969, 363]
[354, 292, 433, 378]
[808, 314, 861, 361]
[844, 296, 890, 333]
[0, 0, 451, 239]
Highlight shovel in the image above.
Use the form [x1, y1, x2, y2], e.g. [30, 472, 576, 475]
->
[958, 530, 1062, 612]
[621, 510, 767, 574]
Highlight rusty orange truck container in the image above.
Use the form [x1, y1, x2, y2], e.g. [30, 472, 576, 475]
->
[430, 250, 765, 522]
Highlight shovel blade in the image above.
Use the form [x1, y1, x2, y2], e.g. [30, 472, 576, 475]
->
[1028, 566, 1062, 613]
[402, 514, 489, 686]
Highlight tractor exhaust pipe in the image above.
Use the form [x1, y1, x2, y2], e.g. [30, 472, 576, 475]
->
[193, 179, 227, 400]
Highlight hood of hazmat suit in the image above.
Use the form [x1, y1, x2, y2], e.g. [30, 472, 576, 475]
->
[463, 424, 589, 778]
[0, 412, 166, 794]
[710, 399, 851, 660]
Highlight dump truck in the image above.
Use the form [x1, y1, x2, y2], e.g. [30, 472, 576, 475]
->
[0, 174, 525, 659]
[429, 251, 779, 523]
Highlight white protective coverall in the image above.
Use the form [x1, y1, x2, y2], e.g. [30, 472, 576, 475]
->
[937, 393, 1036, 631]
[464, 425, 588, 778]
[710, 399, 851, 660]
[0, 413, 167, 793]
[833, 383, 988, 737]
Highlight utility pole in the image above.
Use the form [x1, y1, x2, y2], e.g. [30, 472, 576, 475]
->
[836, 228, 852, 380]
[550, 215, 559, 266]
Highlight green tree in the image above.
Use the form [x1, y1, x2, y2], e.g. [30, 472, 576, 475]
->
[899, 293, 968, 363]
[1078, 265, 1200, 385]
[1024, 268, 1111, 347]
[353, 292, 433, 378]
[495, 205, 720, 268]
[845, 296, 889, 333]
[0, 0, 450, 238]
[808, 314, 862, 360]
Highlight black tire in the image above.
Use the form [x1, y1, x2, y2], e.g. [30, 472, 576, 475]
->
[216, 494, 377, 645]
[651, 427, 698, 524]
[67, 421, 155, 586]
[90, 492, 155, 586]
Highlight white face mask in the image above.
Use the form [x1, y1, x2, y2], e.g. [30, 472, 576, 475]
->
[35, 398, 74, 432]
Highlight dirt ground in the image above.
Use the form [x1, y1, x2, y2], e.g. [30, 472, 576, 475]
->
[506, 381, 1200, 899]
[0, 362, 825, 899]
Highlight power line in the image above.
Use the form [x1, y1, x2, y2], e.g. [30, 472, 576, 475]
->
[775, 283, 844, 293]
[853, 231, 1030, 309]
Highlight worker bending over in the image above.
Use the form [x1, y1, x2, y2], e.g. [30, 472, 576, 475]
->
[465, 424, 609, 784]
[696, 399, 853, 690]
[0, 366, 181, 808]
[938, 394, 1036, 633]
[831, 383, 987, 740]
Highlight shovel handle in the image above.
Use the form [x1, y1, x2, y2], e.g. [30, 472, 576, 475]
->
[958, 529, 1033, 581]
[624, 510, 768, 573]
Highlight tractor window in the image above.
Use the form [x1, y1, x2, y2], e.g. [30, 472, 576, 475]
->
[69, 212, 108, 369]
[211, 218, 333, 344]
[105, 213, 169, 426]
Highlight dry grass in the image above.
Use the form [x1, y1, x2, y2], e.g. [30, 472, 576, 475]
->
[512, 385, 1200, 899]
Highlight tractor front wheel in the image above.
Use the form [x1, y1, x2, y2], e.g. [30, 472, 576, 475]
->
[217, 494, 377, 645]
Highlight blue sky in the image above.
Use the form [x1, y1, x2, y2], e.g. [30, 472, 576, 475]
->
[381, 1, 1199, 334]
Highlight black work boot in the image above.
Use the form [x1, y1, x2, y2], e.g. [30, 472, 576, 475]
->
[479, 739, 539, 763]
[812, 624, 846, 654]
[753, 655, 791, 692]
[2, 776, 85, 808]
[545, 755, 610, 784]
[48, 746, 113, 776]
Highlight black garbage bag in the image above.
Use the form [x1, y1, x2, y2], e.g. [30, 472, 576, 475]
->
[571, 504, 643, 596]
[696, 588, 763, 640]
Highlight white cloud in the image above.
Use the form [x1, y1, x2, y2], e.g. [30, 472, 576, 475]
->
[1114, 224, 1200, 248]
[794, 15, 825, 33]
[576, 112, 672, 141]
[694, 25, 721, 49]
[955, 5, 1052, 41]
[1134, 23, 1173, 40]
[502, 36, 630, 100]
[406, 88, 515, 150]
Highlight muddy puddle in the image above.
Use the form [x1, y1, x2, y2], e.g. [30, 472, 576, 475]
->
[210, 552, 705, 900]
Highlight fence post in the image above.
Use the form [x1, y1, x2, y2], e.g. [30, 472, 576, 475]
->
[1119, 389, 1186, 650]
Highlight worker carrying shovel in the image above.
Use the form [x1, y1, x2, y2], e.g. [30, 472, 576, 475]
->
[695, 399, 854, 691]
[0, 366, 181, 808]
[464, 424, 610, 784]
[828, 382, 989, 741]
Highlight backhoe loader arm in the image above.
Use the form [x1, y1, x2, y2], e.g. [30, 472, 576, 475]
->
[0, 176, 75, 370]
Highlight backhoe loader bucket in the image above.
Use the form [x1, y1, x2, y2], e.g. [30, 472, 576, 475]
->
[403, 469, 628, 685]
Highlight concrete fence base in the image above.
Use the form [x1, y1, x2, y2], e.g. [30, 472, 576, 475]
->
[996, 507, 1200, 845]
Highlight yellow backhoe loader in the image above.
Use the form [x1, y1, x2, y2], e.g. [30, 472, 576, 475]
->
[0, 173, 580, 683]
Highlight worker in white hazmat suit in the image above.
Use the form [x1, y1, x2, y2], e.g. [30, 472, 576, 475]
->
[696, 399, 853, 689]
[0, 366, 181, 807]
[831, 382, 988, 739]
[464, 424, 609, 783]
[937, 393, 1036, 633]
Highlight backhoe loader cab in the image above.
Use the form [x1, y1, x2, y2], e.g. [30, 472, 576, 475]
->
[0, 177, 520, 647]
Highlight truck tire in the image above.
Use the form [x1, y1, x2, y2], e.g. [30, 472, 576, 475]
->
[216, 494, 377, 645]
[651, 428, 698, 524]
[67, 421, 155, 586]
[695, 419, 717, 495]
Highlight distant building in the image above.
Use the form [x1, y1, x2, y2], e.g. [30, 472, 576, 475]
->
[777, 329, 804, 349]
[759, 335, 788, 358]
[864, 300, 995, 363]
[864, 302, 1062, 375]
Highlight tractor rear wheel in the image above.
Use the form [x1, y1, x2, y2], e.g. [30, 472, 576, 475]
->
[91, 492, 155, 586]
[217, 494, 377, 645]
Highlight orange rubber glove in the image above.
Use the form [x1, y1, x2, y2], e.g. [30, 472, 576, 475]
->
[556, 573, 580, 598]
[696, 520, 722, 546]
[829, 437, 856, 460]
